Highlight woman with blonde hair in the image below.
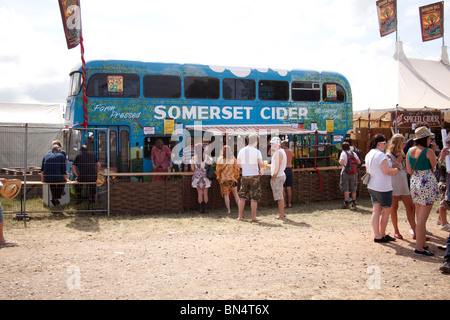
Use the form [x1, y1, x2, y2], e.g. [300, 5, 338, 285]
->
[216, 145, 240, 214]
[386, 134, 416, 239]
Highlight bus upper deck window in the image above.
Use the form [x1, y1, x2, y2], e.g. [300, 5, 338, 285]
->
[292, 81, 320, 102]
[259, 80, 289, 101]
[223, 79, 255, 100]
[322, 83, 346, 102]
[185, 77, 220, 99]
[144, 75, 181, 98]
[87, 73, 140, 98]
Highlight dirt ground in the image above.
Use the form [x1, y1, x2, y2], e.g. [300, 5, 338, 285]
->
[1, 197, 449, 301]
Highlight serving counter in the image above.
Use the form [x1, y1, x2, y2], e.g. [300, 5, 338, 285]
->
[102, 167, 368, 215]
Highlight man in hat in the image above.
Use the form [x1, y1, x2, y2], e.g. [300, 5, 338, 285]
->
[0, 179, 18, 247]
[270, 137, 287, 220]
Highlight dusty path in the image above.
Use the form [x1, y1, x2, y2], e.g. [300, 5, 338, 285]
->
[1, 198, 449, 301]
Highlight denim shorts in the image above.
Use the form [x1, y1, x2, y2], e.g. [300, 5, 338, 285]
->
[368, 189, 393, 208]
[0, 204, 3, 223]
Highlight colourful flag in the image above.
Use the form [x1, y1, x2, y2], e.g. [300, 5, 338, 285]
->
[419, 2, 444, 42]
[376, 0, 397, 37]
[58, 0, 82, 49]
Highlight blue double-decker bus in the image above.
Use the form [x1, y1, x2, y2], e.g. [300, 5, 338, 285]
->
[64, 60, 352, 172]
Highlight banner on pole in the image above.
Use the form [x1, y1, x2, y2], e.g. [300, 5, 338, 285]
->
[376, 0, 397, 37]
[419, 1, 444, 42]
[58, 0, 82, 49]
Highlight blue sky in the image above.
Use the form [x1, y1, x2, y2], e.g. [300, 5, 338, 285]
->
[0, 0, 448, 110]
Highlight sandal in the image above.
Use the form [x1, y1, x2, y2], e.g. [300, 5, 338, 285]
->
[0, 240, 18, 248]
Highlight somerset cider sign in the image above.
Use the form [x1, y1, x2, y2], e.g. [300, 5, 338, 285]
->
[394, 111, 441, 128]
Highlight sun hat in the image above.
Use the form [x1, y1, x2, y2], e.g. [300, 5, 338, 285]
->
[270, 137, 281, 146]
[413, 126, 433, 140]
[0, 179, 21, 200]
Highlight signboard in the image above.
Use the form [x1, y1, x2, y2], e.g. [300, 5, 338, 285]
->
[58, 0, 82, 49]
[376, 0, 397, 37]
[394, 111, 441, 128]
[326, 119, 334, 133]
[164, 118, 175, 135]
[419, 2, 444, 42]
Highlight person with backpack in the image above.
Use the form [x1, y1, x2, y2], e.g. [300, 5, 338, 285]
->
[339, 141, 361, 210]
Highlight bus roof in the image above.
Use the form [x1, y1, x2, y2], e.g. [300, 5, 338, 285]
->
[70, 60, 350, 86]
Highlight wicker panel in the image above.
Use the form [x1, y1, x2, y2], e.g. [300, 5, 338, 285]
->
[296, 171, 311, 203]
[310, 171, 323, 202]
[110, 180, 183, 215]
[320, 169, 341, 201]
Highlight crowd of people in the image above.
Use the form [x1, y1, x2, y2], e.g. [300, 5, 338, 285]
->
[2, 133, 449, 273]
[361, 126, 450, 273]
[183, 134, 292, 222]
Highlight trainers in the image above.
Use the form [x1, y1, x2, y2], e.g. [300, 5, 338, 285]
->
[441, 223, 450, 232]
[350, 202, 357, 210]
[414, 249, 434, 257]
[439, 260, 450, 274]
[383, 235, 396, 242]
[341, 202, 349, 209]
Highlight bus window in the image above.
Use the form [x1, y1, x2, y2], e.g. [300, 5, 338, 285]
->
[144, 137, 152, 159]
[98, 131, 107, 167]
[292, 82, 320, 102]
[65, 129, 82, 162]
[259, 80, 289, 101]
[68, 72, 82, 97]
[87, 73, 140, 98]
[223, 79, 255, 100]
[322, 83, 346, 102]
[110, 130, 117, 169]
[185, 77, 220, 99]
[143, 75, 181, 98]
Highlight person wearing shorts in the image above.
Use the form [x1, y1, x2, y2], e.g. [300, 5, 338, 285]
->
[237, 134, 264, 222]
[270, 137, 287, 220]
[339, 142, 360, 210]
[365, 134, 398, 243]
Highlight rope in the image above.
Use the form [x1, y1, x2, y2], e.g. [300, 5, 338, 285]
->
[79, 35, 88, 128]
[313, 131, 322, 191]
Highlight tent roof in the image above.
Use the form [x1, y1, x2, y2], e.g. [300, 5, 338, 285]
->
[358, 42, 450, 113]
[0, 103, 65, 126]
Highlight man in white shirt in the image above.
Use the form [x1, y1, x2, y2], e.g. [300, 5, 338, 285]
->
[236, 134, 264, 222]
[270, 137, 287, 220]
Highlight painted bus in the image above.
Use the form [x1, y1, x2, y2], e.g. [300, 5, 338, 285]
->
[64, 60, 352, 172]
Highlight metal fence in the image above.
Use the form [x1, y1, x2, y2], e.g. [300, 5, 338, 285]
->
[0, 124, 110, 223]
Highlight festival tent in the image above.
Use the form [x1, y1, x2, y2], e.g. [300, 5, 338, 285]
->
[352, 42, 450, 153]
[354, 41, 450, 116]
[0, 103, 65, 168]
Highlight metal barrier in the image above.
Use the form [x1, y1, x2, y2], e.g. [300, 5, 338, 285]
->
[0, 125, 110, 225]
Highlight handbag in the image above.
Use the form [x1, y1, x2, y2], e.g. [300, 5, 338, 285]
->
[205, 164, 216, 180]
[361, 172, 370, 185]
